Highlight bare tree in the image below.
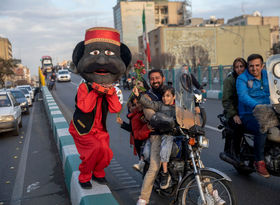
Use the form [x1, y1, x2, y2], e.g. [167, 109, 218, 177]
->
[150, 52, 176, 69]
[179, 45, 210, 72]
[0, 58, 15, 88]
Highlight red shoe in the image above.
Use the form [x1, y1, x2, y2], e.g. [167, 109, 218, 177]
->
[254, 161, 270, 178]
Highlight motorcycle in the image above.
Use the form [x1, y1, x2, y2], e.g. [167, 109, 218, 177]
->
[218, 54, 280, 176]
[124, 77, 133, 90]
[193, 87, 207, 128]
[48, 79, 56, 91]
[143, 69, 236, 205]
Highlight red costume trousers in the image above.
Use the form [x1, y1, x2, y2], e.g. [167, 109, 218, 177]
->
[69, 122, 113, 183]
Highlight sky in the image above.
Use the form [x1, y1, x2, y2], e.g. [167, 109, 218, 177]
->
[0, 0, 279, 76]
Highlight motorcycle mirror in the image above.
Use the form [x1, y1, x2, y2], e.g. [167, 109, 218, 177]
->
[180, 73, 193, 93]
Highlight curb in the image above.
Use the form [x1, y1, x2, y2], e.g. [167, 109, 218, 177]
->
[41, 86, 119, 205]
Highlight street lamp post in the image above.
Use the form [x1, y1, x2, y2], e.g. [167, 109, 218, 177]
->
[220, 27, 244, 58]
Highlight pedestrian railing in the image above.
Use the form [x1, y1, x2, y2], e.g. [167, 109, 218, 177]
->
[138, 65, 233, 92]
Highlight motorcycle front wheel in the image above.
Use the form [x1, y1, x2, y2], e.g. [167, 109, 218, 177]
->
[178, 170, 236, 205]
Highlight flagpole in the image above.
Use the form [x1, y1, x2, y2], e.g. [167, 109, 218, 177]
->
[142, 6, 151, 71]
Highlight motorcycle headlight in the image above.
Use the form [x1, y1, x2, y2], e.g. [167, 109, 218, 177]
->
[20, 101, 27, 106]
[117, 90, 122, 95]
[273, 62, 280, 79]
[198, 136, 209, 148]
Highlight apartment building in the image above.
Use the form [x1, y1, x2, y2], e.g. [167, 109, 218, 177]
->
[113, 0, 188, 53]
[0, 37, 12, 60]
[140, 25, 270, 67]
[227, 12, 279, 48]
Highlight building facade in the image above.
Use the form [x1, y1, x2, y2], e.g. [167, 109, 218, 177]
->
[227, 13, 279, 48]
[0, 37, 12, 60]
[141, 25, 270, 67]
[113, 0, 188, 53]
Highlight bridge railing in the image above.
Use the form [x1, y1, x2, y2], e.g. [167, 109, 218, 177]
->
[140, 65, 233, 92]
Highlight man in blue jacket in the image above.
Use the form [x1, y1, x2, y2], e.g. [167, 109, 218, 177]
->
[236, 53, 270, 178]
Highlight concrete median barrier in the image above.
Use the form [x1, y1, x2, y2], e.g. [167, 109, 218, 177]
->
[41, 86, 119, 205]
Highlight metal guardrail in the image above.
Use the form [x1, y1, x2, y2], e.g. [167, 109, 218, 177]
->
[137, 65, 233, 92]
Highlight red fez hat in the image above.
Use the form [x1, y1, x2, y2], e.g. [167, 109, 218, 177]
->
[84, 27, 120, 46]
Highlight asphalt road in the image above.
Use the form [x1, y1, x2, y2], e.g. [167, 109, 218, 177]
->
[35, 72, 280, 205]
[0, 94, 70, 205]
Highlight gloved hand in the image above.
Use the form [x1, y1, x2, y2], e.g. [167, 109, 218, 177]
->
[91, 82, 115, 95]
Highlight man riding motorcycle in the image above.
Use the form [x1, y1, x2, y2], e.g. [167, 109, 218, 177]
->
[236, 54, 270, 177]
[48, 71, 56, 90]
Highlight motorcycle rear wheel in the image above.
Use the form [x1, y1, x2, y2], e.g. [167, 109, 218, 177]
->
[178, 170, 236, 205]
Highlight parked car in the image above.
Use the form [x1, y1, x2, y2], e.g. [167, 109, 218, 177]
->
[0, 90, 22, 136]
[57, 70, 71, 82]
[17, 87, 32, 106]
[9, 89, 29, 114]
[16, 85, 34, 101]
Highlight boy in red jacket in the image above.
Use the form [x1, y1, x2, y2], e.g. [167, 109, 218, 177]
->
[117, 96, 152, 172]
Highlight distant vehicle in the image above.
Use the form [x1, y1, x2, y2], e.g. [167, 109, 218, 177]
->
[17, 87, 32, 106]
[0, 90, 22, 136]
[9, 89, 29, 114]
[41, 56, 53, 73]
[57, 69, 71, 82]
[16, 85, 34, 101]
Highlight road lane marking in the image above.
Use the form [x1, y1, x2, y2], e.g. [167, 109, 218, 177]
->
[205, 124, 222, 133]
[111, 170, 127, 174]
[120, 180, 137, 185]
[11, 102, 36, 205]
[115, 173, 129, 177]
[119, 176, 133, 180]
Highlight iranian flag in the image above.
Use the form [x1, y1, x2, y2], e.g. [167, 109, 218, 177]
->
[142, 8, 151, 63]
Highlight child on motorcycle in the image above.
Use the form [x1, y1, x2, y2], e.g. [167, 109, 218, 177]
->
[133, 85, 177, 189]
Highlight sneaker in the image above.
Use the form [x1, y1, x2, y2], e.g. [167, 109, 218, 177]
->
[254, 161, 270, 178]
[160, 172, 171, 189]
[136, 198, 147, 205]
[92, 175, 107, 185]
[133, 160, 145, 173]
[212, 189, 226, 205]
[79, 181, 92, 189]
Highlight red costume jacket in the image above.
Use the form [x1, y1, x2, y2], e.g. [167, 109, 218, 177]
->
[69, 82, 121, 182]
[128, 110, 150, 155]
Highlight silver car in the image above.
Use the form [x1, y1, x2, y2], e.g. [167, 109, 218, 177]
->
[17, 85, 34, 101]
[0, 90, 22, 136]
[17, 87, 32, 106]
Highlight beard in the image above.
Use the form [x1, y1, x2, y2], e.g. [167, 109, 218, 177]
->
[152, 82, 163, 92]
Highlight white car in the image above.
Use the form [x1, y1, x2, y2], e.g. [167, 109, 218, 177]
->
[57, 70, 71, 82]
[0, 90, 22, 136]
[17, 85, 34, 101]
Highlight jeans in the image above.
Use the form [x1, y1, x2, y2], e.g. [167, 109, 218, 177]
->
[139, 135, 161, 203]
[241, 114, 267, 161]
[225, 117, 244, 155]
[160, 135, 174, 162]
